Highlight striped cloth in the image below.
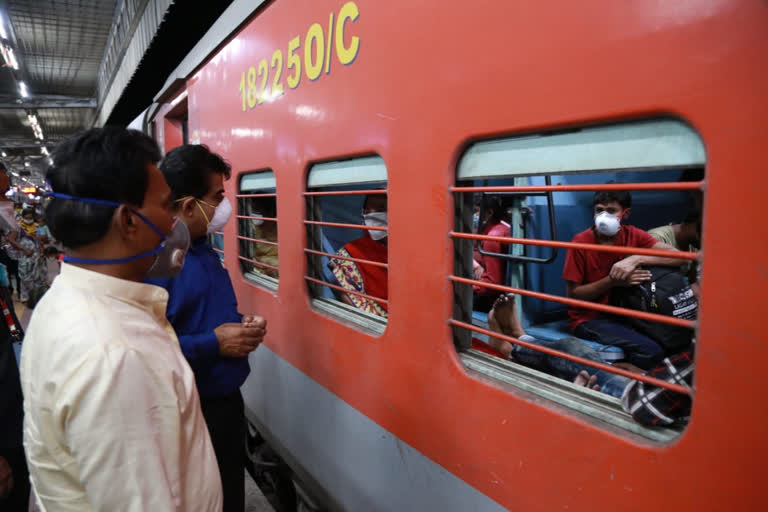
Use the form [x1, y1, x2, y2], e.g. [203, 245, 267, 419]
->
[621, 351, 694, 426]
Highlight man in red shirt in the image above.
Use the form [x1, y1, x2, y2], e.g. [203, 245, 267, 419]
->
[562, 190, 680, 370]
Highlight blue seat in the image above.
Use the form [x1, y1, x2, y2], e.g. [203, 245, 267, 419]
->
[470, 311, 624, 362]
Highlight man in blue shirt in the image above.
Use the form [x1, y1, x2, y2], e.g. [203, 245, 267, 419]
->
[147, 145, 266, 512]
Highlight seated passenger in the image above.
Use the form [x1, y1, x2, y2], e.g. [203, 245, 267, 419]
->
[562, 190, 681, 370]
[248, 197, 279, 278]
[488, 294, 629, 396]
[328, 194, 388, 318]
[649, 209, 701, 296]
[473, 196, 510, 312]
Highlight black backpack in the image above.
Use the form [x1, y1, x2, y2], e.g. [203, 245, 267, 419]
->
[611, 266, 697, 352]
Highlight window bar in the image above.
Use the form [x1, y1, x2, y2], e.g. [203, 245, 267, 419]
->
[304, 275, 389, 306]
[303, 189, 388, 197]
[237, 255, 279, 272]
[235, 193, 277, 198]
[304, 248, 389, 269]
[236, 235, 278, 247]
[235, 215, 278, 222]
[450, 181, 704, 194]
[451, 232, 699, 261]
[451, 319, 691, 395]
[304, 220, 388, 232]
[451, 275, 694, 329]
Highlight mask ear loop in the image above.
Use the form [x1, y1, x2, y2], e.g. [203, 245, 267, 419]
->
[176, 196, 214, 226]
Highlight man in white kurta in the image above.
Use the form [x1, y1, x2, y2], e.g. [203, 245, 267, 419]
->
[20, 127, 222, 511]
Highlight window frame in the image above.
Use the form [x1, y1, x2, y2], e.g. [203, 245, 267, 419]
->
[237, 170, 279, 292]
[452, 118, 704, 441]
[304, 155, 389, 336]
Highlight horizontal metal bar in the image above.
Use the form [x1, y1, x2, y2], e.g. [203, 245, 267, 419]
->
[237, 235, 278, 247]
[304, 189, 388, 197]
[450, 275, 695, 329]
[304, 220, 387, 231]
[451, 319, 691, 395]
[451, 181, 704, 193]
[236, 215, 278, 222]
[451, 232, 699, 261]
[212, 247, 224, 255]
[213, 231, 224, 236]
[304, 248, 389, 269]
[235, 193, 277, 198]
[237, 255, 279, 272]
[304, 275, 389, 306]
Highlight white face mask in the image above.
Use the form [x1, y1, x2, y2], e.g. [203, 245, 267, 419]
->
[206, 197, 232, 234]
[362, 211, 388, 241]
[594, 211, 621, 236]
[250, 213, 264, 227]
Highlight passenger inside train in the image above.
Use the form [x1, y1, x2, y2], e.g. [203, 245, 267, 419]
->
[237, 170, 279, 284]
[563, 189, 682, 370]
[472, 195, 510, 312]
[648, 208, 701, 298]
[246, 196, 279, 279]
[328, 193, 388, 318]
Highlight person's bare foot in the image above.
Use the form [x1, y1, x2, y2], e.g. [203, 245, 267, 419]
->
[488, 294, 526, 339]
[573, 370, 600, 391]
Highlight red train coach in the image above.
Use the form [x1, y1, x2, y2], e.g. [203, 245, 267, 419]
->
[144, 0, 768, 510]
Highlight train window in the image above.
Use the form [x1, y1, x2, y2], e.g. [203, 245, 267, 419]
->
[209, 231, 225, 263]
[451, 119, 704, 440]
[237, 171, 279, 291]
[305, 156, 388, 336]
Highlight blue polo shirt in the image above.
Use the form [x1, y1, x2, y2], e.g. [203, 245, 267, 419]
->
[146, 239, 249, 398]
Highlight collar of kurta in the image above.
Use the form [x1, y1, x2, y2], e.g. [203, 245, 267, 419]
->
[58, 263, 170, 316]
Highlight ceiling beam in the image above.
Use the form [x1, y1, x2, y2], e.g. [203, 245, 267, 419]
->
[0, 94, 96, 109]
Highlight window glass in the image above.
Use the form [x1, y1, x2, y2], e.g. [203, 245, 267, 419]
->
[237, 170, 278, 290]
[452, 119, 704, 440]
[305, 156, 388, 335]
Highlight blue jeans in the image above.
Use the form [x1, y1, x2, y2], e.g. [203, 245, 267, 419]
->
[575, 318, 665, 370]
[515, 335, 630, 398]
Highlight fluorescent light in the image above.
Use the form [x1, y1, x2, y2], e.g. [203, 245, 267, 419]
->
[41, 146, 48, 155]
[0, 14, 7, 40]
[19, 80, 28, 98]
[24, 161, 29, 167]
[0, 151, 6, 157]
[11, 172, 18, 177]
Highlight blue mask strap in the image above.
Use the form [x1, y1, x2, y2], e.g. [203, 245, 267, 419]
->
[47, 192, 168, 239]
[62, 245, 164, 265]
[47, 192, 168, 265]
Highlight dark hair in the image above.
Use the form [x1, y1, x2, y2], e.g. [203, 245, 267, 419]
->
[482, 195, 504, 221]
[22, 207, 35, 218]
[252, 196, 277, 217]
[593, 190, 632, 209]
[45, 127, 161, 249]
[159, 145, 231, 202]
[44, 246, 61, 256]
